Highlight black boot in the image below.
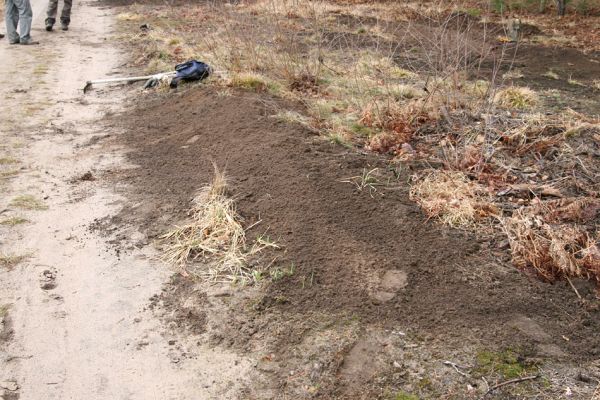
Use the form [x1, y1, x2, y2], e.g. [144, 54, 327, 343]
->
[45, 18, 55, 31]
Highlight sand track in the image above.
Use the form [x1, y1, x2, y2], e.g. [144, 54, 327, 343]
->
[0, 2, 248, 399]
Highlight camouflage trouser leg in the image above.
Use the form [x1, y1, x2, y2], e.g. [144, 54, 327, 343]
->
[46, 0, 72, 25]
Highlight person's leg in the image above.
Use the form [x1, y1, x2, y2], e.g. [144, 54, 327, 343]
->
[4, 0, 20, 43]
[13, 0, 35, 44]
[60, 0, 72, 29]
[46, 0, 58, 30]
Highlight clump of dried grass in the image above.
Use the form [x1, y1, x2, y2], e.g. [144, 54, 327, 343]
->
[495, 86, 538, 109]
[543, 198, 600, 223]
[116, 12, 143, 22]
[161, 165, 276, 283]
[0, 252, 29, 269]
[229, 73, 280, 93]
[361, 100, 432, 152]
[361, 101, 412, 135]
[409, 170, 497, 227]
[502, 209, 600, 286]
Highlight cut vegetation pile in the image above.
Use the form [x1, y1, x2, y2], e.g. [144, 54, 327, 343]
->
[503, 201, 600, 286]
[161, 164, 277, 283]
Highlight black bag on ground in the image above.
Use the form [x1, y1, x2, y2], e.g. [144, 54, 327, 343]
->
[170, 60, 211, 88]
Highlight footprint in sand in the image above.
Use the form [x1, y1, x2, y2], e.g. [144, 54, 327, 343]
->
[40, 269, 57, 291]
[371, 269, 408, 303]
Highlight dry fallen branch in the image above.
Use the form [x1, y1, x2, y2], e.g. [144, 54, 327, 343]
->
[482, 374, 540, 398]
[497, 184, 563, 198]
[443, 360, 470, 378]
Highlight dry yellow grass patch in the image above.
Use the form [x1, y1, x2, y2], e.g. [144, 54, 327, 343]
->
[409, 170, 497, 228]
[495, 86, 538, 109]
[161, 165, 277, 283]
[9, 195, 47, 210]
[0, 216, 28, 226]
[116, 12, 143, 22]
[502, 69, 524, 80]
[542, 70, 560, 80]
[229, 73, 279, 93]
[0, 252, 29, 269]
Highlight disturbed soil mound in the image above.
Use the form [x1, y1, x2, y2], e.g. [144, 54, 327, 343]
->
[104, 86, 600, 396]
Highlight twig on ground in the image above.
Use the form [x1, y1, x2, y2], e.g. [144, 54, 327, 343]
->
[592, 382, 600, 400]
[482, 375, 540, 398]
[443, 360, 470, 378]
[481, 376, 489, 392]
[566, 276, 582, 300]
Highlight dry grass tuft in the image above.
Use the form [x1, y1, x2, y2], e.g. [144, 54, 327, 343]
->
[542, 70, 560, 80]
[0, 217, 28, 226]
[161, 165, 277, 283]
[0, 252, 29, 269]
[502, 69, 524, 80]
[230, 73, 279, 93]
[567, 75, 585, 87]
[360, 100, 426, 152]
[9, 195, 47, 210]
[503, 209, 600, 285]
[0, 157, 18, 165]
[495, 87, 538, 109]
[116, 12, 143, 22]
[273, 110, 311, 127]
[410, 170, 498, 227]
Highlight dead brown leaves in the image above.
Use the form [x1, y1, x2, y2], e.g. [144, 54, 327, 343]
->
[503, 204, 600, 285]
[362, 100, 434, 154]
[411, 113, 600, 290]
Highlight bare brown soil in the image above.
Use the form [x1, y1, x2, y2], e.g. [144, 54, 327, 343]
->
[79, 0, 600, 397]
[99, 85, 600, 398]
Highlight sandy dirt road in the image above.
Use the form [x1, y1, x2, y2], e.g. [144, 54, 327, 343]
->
[0, 1, 249, 399]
